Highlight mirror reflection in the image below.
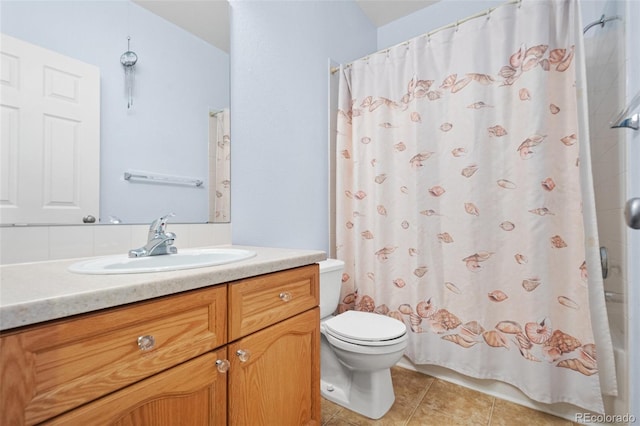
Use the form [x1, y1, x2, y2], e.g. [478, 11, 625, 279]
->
[209, 108, 231, 222]
[0, 0, 230, 225]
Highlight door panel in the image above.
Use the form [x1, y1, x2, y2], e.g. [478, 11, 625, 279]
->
[0, 33, 100, 224]
[228, 308, 320, 426]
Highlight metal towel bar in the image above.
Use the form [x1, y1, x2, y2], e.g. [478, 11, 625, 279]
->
[124, 171, 203, 187]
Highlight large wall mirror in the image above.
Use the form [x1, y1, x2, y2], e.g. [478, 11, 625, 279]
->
[0, 0, 230, 225]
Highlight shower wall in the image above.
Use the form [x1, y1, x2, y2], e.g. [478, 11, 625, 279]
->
[626, 0, 640, 417]
[583, 0, 628, 417]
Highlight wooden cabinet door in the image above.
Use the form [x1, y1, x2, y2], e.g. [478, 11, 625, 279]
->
[228, 308, 320, 426]
[44, 349, 227, 426]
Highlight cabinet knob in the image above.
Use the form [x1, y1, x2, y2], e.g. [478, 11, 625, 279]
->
[137, 335, 156, 351]
[279, 292, 292, 302]
[216, 359, 230, 373]
[236, 349, 251, 362]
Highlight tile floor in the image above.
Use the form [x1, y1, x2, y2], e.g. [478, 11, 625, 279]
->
[321, 367, 579, 425]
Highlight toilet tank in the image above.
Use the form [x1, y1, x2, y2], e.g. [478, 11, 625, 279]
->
[318, 259, 344, 319]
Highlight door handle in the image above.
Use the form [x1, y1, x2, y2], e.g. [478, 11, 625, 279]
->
[625, 198, 640, 229]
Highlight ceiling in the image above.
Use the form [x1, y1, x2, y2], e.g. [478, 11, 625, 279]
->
[356, 0, 440, 26]
[133, 0, 439, 53]
[133, 0, 231, 52]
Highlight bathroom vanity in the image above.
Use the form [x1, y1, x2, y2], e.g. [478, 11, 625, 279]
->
[0, 246, 325, 425]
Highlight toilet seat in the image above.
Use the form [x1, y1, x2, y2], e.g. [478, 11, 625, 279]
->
[323, 310, 407, 347]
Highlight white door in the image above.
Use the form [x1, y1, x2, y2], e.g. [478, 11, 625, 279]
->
[0, 33, 100, 224]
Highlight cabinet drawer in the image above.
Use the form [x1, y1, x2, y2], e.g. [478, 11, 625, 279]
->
[0, 285, 226, 425]
[229, 264, 319, 341]
[44, 349, 228, 426]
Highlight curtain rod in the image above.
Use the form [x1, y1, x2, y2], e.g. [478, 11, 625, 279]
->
[330, 0, 521, 75]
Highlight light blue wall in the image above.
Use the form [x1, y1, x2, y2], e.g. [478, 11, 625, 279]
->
[229, 0, 376, 252]
[377, 0, 505, 49]
[1, 1, 229, 224]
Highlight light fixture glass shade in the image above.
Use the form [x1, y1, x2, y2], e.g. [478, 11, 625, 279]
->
[120, 37, 138, 109]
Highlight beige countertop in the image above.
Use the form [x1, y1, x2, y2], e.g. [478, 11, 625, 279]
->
[0, 245, 326, 331]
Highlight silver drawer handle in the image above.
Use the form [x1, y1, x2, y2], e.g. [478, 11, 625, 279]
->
[137, 335, 156, 351]
[279, 292, 292, 302]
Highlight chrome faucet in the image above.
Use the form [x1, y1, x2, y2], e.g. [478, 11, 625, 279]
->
[128, 213, 178, 257]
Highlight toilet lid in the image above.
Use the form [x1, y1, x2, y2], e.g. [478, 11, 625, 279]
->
[324, 310, 406, 343]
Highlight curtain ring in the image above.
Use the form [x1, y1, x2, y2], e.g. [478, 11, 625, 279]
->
[455, 21, 460, 32]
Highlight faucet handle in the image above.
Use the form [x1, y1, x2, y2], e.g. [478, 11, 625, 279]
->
[148, 212, 175, 239]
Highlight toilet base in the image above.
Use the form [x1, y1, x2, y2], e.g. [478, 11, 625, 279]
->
[320, 368, 395, 420]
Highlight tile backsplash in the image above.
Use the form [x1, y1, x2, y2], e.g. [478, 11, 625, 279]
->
[0, 223, 232, 265]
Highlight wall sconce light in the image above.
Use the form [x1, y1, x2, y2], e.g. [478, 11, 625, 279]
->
[120, 36, 138, 109]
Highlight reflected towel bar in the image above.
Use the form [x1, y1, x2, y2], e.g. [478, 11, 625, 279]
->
[124, 171, 204, 187]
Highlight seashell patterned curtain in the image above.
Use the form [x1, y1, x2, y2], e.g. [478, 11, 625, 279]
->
[335, 0, 616, 414]
[211, 108, 231, 222]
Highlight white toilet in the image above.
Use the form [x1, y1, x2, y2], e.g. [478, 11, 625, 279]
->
[319, 259, 408, 419]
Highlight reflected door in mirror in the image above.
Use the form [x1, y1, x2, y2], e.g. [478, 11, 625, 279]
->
[0, 34, 100, 224]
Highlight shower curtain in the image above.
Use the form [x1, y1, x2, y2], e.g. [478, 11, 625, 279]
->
[213, 108, 230, 222]
[335, 0, 616, 413]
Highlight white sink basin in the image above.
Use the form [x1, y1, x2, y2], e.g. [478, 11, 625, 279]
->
[68, 248, 256, 275]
